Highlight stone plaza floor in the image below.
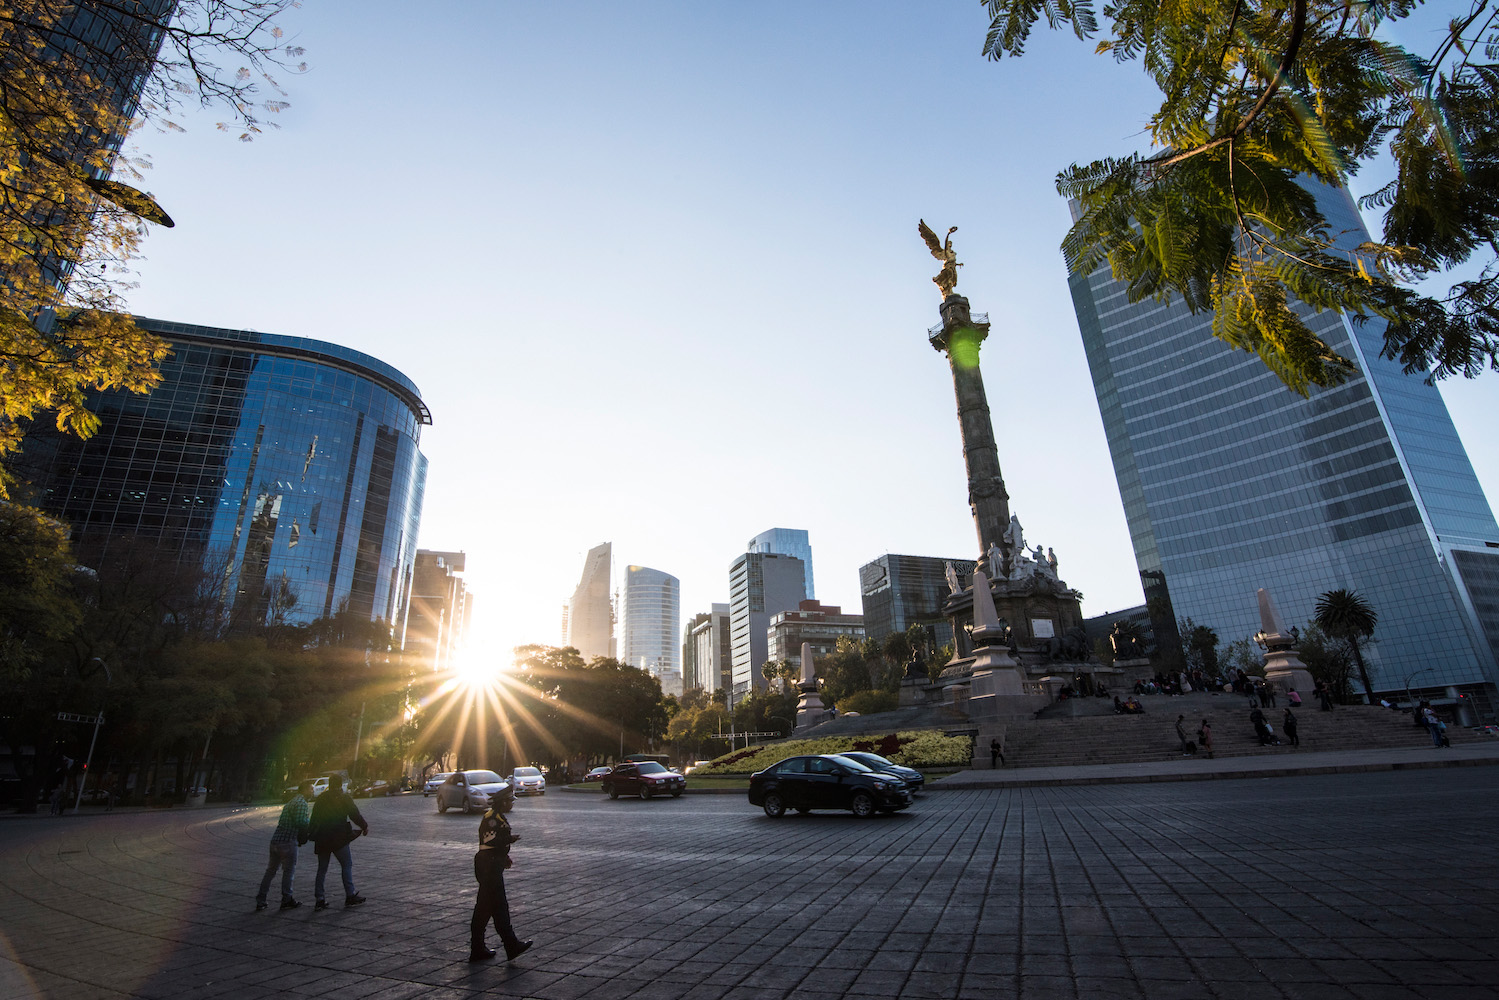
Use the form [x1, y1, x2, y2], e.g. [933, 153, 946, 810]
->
[1, 765, 1497, 1000]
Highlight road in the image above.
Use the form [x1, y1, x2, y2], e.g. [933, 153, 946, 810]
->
[1, 769, 1496, 999]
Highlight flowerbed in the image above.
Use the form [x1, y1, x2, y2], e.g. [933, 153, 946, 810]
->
[691, 730, 973, 776]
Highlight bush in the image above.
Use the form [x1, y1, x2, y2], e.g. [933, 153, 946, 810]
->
[691, 730, 973, 775]
[838, 690, 898, 716]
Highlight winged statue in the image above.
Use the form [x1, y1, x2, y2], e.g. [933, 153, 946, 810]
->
[918, 219, 960, 298]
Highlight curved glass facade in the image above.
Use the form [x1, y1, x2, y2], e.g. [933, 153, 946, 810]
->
[17, 316, 430, 629]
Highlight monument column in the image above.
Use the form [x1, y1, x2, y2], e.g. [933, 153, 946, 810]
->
[929, 292, 1010, 565]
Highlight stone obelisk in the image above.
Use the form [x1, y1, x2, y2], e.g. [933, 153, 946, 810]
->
[795, 641, 828, 731]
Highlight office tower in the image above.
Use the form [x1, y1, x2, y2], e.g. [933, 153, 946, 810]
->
[565, 542, 614, 661]
[1067, 182, 1499, 709]
[619, 564, 681, 678]
[687, 604, 732, 694]
[682, 612, 710, 689]
[16, 316, 430, 628]
[767, 600, 866, 675]
[858, 554, 971, 646]
[727, 551, 806, 703]
[746, 528, 815, 599]
[405, 550, 469, 673]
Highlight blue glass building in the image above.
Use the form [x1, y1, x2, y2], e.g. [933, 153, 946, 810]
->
[1067, 185, 1499, 712]
[17, 317, 430, 629]
[746, 527, 815, 599]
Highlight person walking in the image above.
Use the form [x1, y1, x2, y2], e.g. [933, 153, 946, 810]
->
[1422, 706, 1447, 748]
[256, 780, 312, 911]
[470, 784, 533, 963]
[1199, 719, 1214, 758]
[1175, 715, 1194, 755]
[989, 738, 1003, 768]
[1250, 706, 1273, 746]
[1316, 681, 1334, 712]
[1283, 707, 1300, 748]
[309, 774, 369, 909]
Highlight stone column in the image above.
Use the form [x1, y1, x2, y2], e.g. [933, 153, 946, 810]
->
[929, 294, 1010, 568]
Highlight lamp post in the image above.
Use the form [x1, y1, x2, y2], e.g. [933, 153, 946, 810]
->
[1404, 668, 1434, 712]
[73, 658, 112, 813]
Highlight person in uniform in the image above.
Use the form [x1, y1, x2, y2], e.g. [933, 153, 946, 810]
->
[470, 783, 533, 963]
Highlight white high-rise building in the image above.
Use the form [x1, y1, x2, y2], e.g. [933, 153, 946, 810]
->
[565, 542, 614, 661]
[619, 564, 681, 679]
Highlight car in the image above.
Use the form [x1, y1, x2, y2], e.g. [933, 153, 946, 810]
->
[683, 760, 712, 775]
[600, 761, 686, 799]
[423, 772, 452, 797]
[836, 751, 925, 792]
[435, 770, 510, 814]
[583, 766, 612, 782]
[747, 754, 912, 818]
[353, 779, 392, 798]
[510, 766, 546, 796]
[282, 776, 332, 801]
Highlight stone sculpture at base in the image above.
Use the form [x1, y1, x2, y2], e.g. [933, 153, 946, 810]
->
[794, 641, 828, 731]
[1257, 588, 1315, 695]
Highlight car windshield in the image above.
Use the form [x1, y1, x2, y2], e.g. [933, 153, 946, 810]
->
[828, 755, 875, 772]
[846, 752, 892, 766]
[514, 767, 541, 777]
[465, 771, 504, 784]
[636, 762, 669, 775]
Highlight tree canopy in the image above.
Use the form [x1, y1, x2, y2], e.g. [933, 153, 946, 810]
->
[982, 0, 1499, 393]
[0, 1, 303, 493]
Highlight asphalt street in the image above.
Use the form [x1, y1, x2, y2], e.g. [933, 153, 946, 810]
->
[1, 769, 1496, 1000]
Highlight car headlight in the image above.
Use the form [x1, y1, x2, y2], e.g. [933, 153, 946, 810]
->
[872, 780, 889, 790]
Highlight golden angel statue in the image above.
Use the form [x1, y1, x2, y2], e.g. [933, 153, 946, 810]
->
[918, 219, 960, 298]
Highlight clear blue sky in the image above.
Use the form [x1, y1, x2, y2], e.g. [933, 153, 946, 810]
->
[121, 3, 1498, 663]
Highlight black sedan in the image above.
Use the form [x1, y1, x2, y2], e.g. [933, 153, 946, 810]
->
[837, 751, 925, 792]
[748, 754, 912, 818]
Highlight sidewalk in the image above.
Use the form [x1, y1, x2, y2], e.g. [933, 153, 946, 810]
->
[932, 738, 1499, 788]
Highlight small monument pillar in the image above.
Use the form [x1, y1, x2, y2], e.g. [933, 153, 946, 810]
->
[1256, 588, 1314, 696]
[794, 641, 828, 731]
[967, 569, 1028, 716]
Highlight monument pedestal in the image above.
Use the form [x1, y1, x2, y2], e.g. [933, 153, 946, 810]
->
[1263, 648, 1314, 698]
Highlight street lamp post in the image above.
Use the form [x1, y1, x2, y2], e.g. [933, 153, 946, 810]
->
[73, 658, 112, 813]
[1404, 668, 1435, 713]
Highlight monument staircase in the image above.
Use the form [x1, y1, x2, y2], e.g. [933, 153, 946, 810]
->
[971, 692, 1483, 770]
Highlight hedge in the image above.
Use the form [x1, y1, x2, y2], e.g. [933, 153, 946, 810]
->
[691, 730, 973, 776]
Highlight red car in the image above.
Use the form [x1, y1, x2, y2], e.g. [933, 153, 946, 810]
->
[600, 761, 685, 800]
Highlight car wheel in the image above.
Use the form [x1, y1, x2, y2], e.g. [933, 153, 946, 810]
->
[762, 791, 786, 818]
[671, 789, 682, 798]
[606, 784, 618, 800]
[639, 785, 651, 800]
[437, 796, 448, 814]
[462, 796, 473, 814]
[850, 791, 876, 818]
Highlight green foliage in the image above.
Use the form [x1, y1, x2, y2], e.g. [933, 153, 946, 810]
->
[692, 729, 974, 775]
[1295, 621, 1355, 703]
[982, 0, 1499, 391]
[1177, 617, 1221, 674]
[505, 646, 668, 766]
[1314, 588, 1378, 698]
[0, 502, 79, 679]
[837, 689, 899, 715]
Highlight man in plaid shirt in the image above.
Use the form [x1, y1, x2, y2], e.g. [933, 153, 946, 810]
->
[256, 780, 313, 910]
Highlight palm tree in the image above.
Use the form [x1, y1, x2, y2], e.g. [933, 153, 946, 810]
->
[1314, 590, 1378, 703]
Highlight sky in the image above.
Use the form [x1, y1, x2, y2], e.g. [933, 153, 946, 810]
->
[120, 3, 1499, 665]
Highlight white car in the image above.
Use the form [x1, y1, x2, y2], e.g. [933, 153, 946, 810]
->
[423, 772, 452, 797]
[283, 776, 331, 801]
[435, 770, 510, 814]
[510, 766, 546, 796]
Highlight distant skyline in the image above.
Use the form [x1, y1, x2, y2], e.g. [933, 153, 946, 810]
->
[117, 4, 1498, 664]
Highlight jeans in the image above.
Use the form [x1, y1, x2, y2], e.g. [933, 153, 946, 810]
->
[315, 844, 356, 901]
[257, 842, 298, 903]
[1430, 724, 1445, 747]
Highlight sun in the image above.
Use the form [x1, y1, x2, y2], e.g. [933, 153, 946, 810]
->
[448, 648, 498, 692]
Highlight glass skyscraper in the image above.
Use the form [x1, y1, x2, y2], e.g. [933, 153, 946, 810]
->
[619, 564, 681, 677]
[727, 551, 807, 703]
[746, 527, 815, 599]
[565, 542, 614, 661]
[1067, 184, 1499, 711]
[16, 317, 430, 629]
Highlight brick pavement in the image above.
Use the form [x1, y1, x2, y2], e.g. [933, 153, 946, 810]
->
[1, 767, 1496, 1000]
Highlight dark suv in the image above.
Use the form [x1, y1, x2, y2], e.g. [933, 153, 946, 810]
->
[601, 761, 685, 799]
[748, 754, 912, 818]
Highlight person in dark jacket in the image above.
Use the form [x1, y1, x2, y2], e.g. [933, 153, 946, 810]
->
[309, 774, 368, 909]
[1283, 707, 1300, 747]
[470, 784, 533, 963]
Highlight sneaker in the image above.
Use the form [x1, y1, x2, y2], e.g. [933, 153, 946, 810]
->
[505, 940, 533, 961]
[344, 894, 366, 907]
[255, 900, 268, 911]
[314, 899, 329, 910]
[279, 898, 300, 910]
